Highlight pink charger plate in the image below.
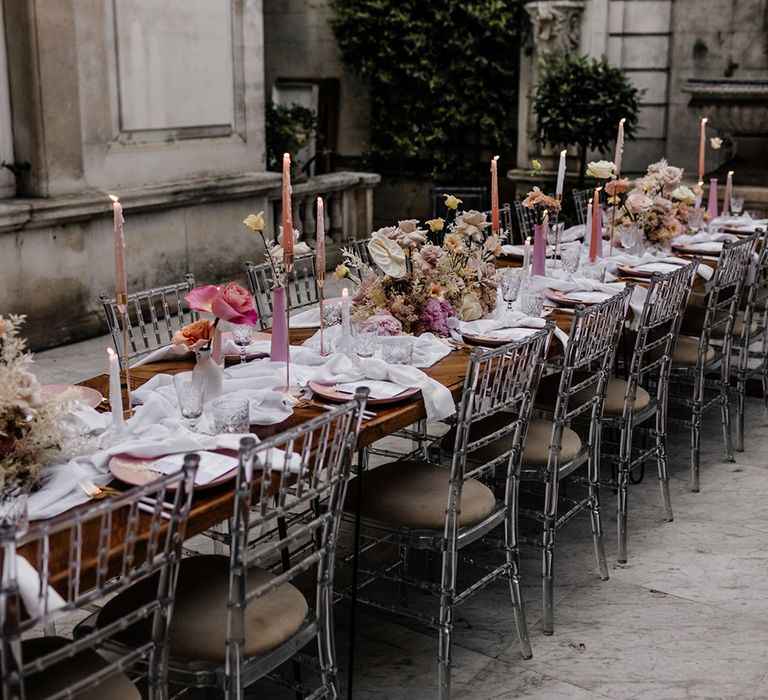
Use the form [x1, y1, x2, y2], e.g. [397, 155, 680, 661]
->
[308, 380, 421, 406]
[42, 384, 103, 409]
[109, 449, 239, 490]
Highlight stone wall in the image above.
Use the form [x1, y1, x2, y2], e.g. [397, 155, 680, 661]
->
[263, 0, 370, 159]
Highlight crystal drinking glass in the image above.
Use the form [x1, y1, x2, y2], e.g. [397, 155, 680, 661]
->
[231, 323, 254, 364]
[730, 194, 745, 217]
[381, 337, 414, 365]
[520, 289, 544, 317]
[498, 268, 525, 309]
[323, 302, 342, 327]
[581, 263, 606, 283]
[212, 397, 250, 434]
[173, 371, 207, 431]
[355, 325, 378, 358]
[560, 242, 581, 276]
[618, 223, 642, 255]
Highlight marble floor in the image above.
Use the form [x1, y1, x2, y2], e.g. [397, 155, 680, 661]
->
[30, 335, 768, 699]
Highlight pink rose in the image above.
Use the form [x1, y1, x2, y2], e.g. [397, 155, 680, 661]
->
[358, 311, 402, 336]
[626, 193, 653, 214]
[186, 283, 259, 325]
[211, 283, 259, 325]
[653, 196, 673, 213]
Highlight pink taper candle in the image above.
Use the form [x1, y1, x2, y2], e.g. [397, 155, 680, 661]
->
[282, 153, 294, 257]
[698, 117, 708, 182]
[315, 197, 326, 281]
[491, 155, 500, 233]
[590, 188, 601, 262]
[109, 195, 127, 306]
[532, 219, 547, 277]
[614, 118, 626, 177]
[722, 171, 733, 216]
[708, 178, 719, 221]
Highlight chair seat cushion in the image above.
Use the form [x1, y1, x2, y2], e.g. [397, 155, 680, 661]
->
[97, 555, 309, 662]
[22, 636, 140, 700]
[344, 460, 496, 530]
[672, 335, 715, 365]
[534, 373, 651, 415]
[442, 415, 581, 467]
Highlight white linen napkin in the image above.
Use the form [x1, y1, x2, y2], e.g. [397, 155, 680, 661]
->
[531, 276, 647, 320]
[15, 554, 66, 617]
[305, 354, 454, 422]
[458, 310, 568, 348]
[301, 326, 451, 369]
[603, 251, 712, 280]
[131, 374, 293, 428]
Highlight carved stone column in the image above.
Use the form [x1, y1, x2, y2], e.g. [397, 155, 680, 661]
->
[514, 1, 586, 186]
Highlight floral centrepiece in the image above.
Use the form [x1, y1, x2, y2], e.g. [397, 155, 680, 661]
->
[0, 315, 72, 497]
[339, 204, 502, 333]
[615, 158, 707, 245]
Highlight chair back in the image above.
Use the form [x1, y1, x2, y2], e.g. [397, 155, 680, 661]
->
[482, 203, 515, 243]
[225, 390, 367, 690]
[345, 236, 375, 269]
[100, 274, 197, 366]
[626, 262, 699, 419]
[245, 253, 318, 330]
[429, 186, 487, 218]
[739, 229, 767, 338]
[700, 234, 758, 364]
[573, 188, 592, 226]
[452, 325, 553, 484]
[0, 458, 198, 699]
[513, 201, 536, 241]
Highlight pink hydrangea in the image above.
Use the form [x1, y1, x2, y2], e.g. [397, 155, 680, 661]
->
[420, 298, 455, 336]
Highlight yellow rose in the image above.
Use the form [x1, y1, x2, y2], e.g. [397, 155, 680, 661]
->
[243, 212, 265, 232]
[443, 194, 462, 210]
[333, 263, 350, 281]
[532, 159, 542, 171]
[425, 217, 444, 233]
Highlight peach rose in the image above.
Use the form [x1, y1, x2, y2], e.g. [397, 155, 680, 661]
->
[605, 178, 630, 197]
[211, 283, 259, 325]
[172, 319, 214, 347]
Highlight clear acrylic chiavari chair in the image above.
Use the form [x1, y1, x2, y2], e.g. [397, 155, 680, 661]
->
[525, 287, 633, 634]
[483, 203, 515, 242]
[245, 253, 318, 330]
[731, 228, 767, 451]
[1, 458, 198, 700]
[513, 200, 536, 241]
[93, 391, 367, 699]
[100, 274, 197, 366]
[345, 326, 554, 699]
[600, 263, 698, 562]
[345, 235, 375, 268]
[572, 188, 592, 226]
[669, 233, 758, 491]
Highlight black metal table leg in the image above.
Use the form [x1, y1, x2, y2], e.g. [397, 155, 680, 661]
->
[347, 448, 366, 699]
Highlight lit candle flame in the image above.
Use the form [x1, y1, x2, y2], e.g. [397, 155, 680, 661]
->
[107, 347, 116, 360]
[108, 194, 119, 203]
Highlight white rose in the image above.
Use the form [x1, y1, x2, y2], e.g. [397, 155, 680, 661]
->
[368, 232, 407, 278]
[586, 160, 616, 179]
[671, 185, 696, 205]
[454, 210, 491, 241]
[659, 165, 684, 187]
[457, 293, 483, 321]
[271, 226, 311, 259]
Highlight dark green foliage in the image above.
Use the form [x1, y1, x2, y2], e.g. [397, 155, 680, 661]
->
[265, 102, 319, 172]
[329, 0, 526, 179]
[532, 55, 642, 178]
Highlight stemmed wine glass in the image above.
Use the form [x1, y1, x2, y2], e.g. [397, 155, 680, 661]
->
[231, 323, 254, 364]
[497, 268, 525, 310]
[730, 194, 745, 217]
[173, 372, 207, 431]
[560, 242, 581, 277]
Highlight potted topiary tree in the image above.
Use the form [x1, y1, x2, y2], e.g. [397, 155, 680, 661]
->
[531, 55, 642, 186]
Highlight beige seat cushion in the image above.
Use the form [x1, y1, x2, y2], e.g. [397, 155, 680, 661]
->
[22, 636, 140, 700]
[98, 555, 309, 662]
[535, 372, 650, 416]
[672, 335, 715, 365]
[344, 460, 495, 530]
[682, 304, 757, 338]
[442, 415, 582, 467]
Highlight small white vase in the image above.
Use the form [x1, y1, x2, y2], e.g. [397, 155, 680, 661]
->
[193, 348, 223, 402]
